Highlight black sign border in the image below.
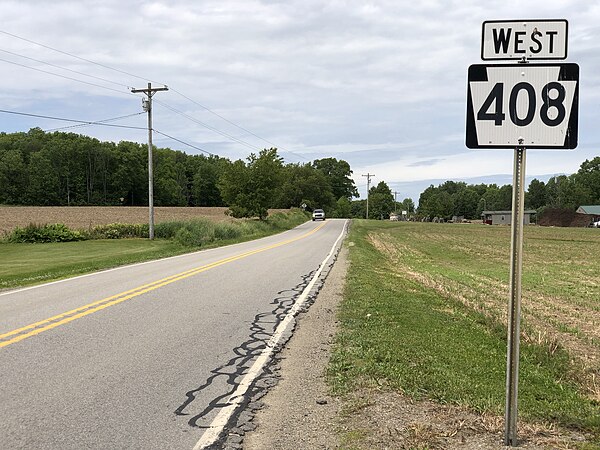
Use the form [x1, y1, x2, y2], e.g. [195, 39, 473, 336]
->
[466, 63, 579, 149]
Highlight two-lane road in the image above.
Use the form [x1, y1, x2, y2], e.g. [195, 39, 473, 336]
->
[0, 218, 347, 449]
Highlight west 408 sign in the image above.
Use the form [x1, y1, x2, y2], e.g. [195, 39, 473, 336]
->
[466, 63, 579, 149]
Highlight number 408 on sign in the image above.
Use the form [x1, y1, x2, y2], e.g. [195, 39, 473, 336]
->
[466, 63, 579, 149]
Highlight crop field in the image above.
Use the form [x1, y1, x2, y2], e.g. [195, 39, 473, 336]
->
[366, 222, 600, 380]
[0, 206, 288, 235]
[331, 220, 600, 448]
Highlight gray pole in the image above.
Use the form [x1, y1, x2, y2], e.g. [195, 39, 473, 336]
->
[131, 83, 168, 240]
[505, 144, 526, 446]
[147, 83, 154, 239]
[362, 173, 374, 219]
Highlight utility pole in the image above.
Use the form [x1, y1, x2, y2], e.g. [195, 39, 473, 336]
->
[394, 191, 399, 213]
[362, 173, 374, 219]
[131, 83, 168, 239]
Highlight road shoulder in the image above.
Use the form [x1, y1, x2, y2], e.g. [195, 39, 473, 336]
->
[242, 246, 348, 450]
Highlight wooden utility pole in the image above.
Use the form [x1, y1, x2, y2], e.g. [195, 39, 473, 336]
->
[362, 173, 374, 219]
[131, 83, 168, 239]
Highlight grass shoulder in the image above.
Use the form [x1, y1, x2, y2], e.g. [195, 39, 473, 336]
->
[329, 220, 600, 448]
[0, 210, 310, 290]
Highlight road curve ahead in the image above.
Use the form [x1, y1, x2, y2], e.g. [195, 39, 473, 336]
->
[0, 219, 348, 449]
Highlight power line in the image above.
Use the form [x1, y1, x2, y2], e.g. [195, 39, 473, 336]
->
[44, 112, 145, 132]
[0, 108, 146, 130]
[0, 57, 133, 96]
[170, 88, 308, 161]
[0, 108, 216, 156]
[0, 29, 160, 85]
[154, 99, 260, 152]
[0, 47, 131, 89]
[153, 129, 215, 156]
[0, 29, 303, 161]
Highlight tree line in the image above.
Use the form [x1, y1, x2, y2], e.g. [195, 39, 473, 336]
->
[0, 128, 358, 218]
[416, 156, 600, 220]
[3, 128, 598, 221]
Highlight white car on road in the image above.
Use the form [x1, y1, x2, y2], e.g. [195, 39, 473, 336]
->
[312, 209, 325, 221]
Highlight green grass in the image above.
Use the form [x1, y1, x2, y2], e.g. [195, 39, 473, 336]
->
[0, 239, 186, 289]
[330, 220, 600, 445]
[0, 210, 310, 289]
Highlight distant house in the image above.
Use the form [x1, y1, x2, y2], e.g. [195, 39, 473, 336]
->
[481, 210, 536, 225]
[576, 205, 600, 224]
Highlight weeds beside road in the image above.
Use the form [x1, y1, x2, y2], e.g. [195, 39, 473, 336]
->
[330, 220, 600, 448]
[0, 210, 309, 290]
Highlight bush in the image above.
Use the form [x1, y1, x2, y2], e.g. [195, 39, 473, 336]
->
[265, 209, 311, 229]
[154, 210, 310, 248]
[89, 223, 149, 239]
[8, 223, 86, 243]
[156, 219, 216, 247]
[4, 210, 310, 247]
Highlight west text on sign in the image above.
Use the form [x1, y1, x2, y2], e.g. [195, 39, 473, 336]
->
[466, 63, 579, 149]
[481, 20, 568, 60]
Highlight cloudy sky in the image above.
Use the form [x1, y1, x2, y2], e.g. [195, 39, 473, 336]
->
[1, 0, 598, 202]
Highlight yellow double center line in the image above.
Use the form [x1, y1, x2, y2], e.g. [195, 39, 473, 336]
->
[0, 221, 328, 349]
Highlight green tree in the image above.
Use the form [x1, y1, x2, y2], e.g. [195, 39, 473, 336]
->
[437, 191, 455, 220]
[454, 187, 479, 219]
[554, 174, 591, 209]
[399, 198, 415, 214]
[312, 157, 358, 200]
[110, 141, 147, 205]
[481, 184, 502, 212]
[192, 156, 226, 206]
[332, 197, 352, 218]
[0, 148, 27, 204]
[154, 149, 187, 206]
[417, 185, 439, 218]
[26, 151, 61, 205]
[275, 163, 335, 212]
[219, 148, 283, 219]
[368, 181, 395, 219]
[576, 157, 600, 204]
[351, 199, 366, 218]
[498, 185, 513, 210]
[526, 179, 547, 209]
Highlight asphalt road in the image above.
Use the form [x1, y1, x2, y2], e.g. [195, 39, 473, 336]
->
[0, 218, 347, 449]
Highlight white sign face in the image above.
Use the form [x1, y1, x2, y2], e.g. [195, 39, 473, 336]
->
[466, 64, 579, 149]
[482, 20, 568, 60]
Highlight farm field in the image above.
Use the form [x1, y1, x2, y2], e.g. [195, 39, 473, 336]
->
[0, 206, 230, 235]
[0, 206, 288, 235]
[0, 207, 303, 289]
[331, 220, 600, 448]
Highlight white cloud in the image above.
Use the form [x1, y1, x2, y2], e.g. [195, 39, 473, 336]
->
[0, 0, 598, 201]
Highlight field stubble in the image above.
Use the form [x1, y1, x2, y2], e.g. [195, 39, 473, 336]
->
[368, 223, 600, 401]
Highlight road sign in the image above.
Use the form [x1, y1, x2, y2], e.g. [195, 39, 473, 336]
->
[482, 20, 568, 60]
[466, 63, 579, 149]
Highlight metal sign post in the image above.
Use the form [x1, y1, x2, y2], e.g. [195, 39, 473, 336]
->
[505, 143, 526, 446]
[466, 18, 579, 447]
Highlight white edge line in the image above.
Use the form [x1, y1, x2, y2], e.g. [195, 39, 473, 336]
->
[192, 219, 348, 450]
[0, 220, 314, 298]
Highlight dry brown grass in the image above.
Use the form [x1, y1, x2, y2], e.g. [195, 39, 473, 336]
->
[366, 224, 600, 403]
[341, 388, 585, 449]
[0, 206, 289, 235]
